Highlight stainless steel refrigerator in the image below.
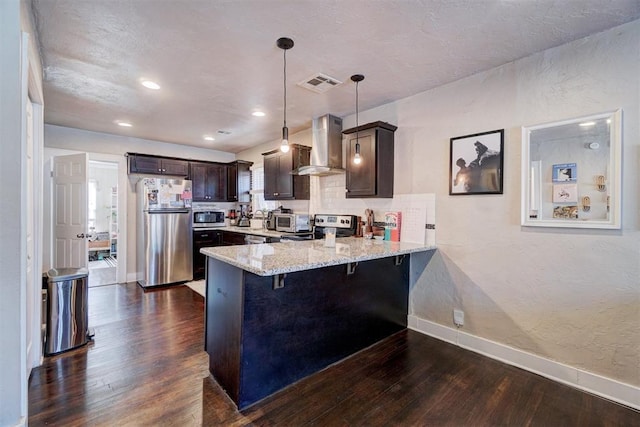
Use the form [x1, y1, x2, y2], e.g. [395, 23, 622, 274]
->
[137, 178, 193, 287]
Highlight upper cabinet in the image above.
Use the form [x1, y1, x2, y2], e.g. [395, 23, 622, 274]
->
[190, 161, 227, 202]
[343, 121, 397, 198]
[128, 153, 189, 176]
[262, 144, 311, 200]
[128, 153, 252, 203]
[227, 160, 253, 203]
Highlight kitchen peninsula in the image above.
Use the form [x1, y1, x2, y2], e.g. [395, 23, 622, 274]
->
[201, 238, 435, 409]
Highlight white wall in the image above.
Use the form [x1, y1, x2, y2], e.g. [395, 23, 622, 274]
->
[240, 21, 640, 402]
[0, 2, 26, 424]
[0, 0, 44, 423]
[365, 22, 640, 392]
[43, 125, 237, 281]
[405, 20, 639, 388]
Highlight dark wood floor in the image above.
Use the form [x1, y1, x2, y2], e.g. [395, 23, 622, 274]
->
[29, 283, 639, 426]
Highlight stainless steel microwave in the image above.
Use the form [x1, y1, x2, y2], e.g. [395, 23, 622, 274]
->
[192, 209, 225, 228]
[275, 214, 311, 233]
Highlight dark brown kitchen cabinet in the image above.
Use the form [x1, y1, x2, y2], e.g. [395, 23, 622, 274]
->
[227, 160, 252, 203]
[343, 121, 397, 198]
[190, 161, 227, 202]
[128, 153, 189, 176]
[262, 144, 310, 200]
[193, 229, 223, 280]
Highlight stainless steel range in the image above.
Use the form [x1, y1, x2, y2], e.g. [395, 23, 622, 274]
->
[313, 214, 359, 239]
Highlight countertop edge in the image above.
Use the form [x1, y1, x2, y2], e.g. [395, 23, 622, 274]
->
[201, 240, 436, 276]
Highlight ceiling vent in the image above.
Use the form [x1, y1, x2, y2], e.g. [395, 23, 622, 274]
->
[297, 73, 343, 93]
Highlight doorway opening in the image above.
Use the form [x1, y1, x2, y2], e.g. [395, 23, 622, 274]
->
[87, 160, 118, 287]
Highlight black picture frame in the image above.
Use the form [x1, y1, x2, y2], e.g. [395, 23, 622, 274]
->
[449, 129, 504, 195]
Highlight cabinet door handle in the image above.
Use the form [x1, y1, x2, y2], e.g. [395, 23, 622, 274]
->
[158, 168, 162, 172]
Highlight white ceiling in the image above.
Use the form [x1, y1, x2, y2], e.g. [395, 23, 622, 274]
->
[31, 0, 640, 153]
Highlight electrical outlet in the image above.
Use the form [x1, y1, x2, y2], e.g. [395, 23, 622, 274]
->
[453, 309, 464, 327]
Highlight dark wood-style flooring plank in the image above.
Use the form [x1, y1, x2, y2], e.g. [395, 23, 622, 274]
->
[29, 282, 640, 426]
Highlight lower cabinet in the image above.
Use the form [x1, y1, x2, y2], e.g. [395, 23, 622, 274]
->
[193, 230, 223, 280]
[205, 255, 409, 409]
[222, 231, 248, 246]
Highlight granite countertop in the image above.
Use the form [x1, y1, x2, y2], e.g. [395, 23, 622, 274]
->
[200, 237, 436, 276]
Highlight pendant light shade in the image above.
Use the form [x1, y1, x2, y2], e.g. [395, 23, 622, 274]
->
[277, 37, 294, 153]
[351, 74, 364, 164]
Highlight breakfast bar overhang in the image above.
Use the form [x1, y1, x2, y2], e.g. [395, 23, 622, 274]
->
[201, 238, 435, 409]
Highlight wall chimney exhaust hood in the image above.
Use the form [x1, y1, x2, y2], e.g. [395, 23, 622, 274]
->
[293, 114, 344, 176]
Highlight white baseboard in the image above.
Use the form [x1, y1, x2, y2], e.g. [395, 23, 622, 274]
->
[408, 315, 639, 410]
[126, 272, 138, 283]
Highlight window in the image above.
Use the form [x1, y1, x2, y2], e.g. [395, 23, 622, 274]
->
[88, 179, 97, 234]
[250, 165, 276, 214]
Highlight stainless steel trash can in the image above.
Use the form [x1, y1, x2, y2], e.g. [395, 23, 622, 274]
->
[44, 267, 89, 355]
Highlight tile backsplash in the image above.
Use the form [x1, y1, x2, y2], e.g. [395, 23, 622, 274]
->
[309, 174, 436, 245]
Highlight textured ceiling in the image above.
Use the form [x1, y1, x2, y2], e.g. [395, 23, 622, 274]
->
[31, 0, 640, 153]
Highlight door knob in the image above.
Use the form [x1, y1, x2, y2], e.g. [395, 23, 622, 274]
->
[76, 233, 86, 238]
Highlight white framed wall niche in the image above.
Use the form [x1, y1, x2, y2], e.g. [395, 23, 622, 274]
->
[521, 109, 622, 229]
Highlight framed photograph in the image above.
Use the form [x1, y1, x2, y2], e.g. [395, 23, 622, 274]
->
[552, 163, 577, 182]
[450, 129, 504, 195]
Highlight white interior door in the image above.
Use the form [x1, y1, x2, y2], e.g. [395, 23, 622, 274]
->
[53, 153, 88, 268]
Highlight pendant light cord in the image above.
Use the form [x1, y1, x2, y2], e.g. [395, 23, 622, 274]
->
[277, 37, 293, 152]
[283, 47, 287, 129]
[355, 79, 359, 141]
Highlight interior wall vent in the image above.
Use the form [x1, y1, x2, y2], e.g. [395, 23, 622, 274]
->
[297, 73, 343, 93]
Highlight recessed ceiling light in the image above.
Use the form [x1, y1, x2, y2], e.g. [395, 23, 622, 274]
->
[204, 136, 215, 141]
[141, 80, 161, 90]
[252, 111, 266, 117]
[116, 121, 132, 127]
[579, 121, 596, 127]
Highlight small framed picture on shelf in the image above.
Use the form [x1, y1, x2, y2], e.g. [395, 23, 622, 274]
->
[552, 183, 578, 203]
[552, 163, 577, 182]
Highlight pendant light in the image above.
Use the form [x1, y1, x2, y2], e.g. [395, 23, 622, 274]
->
[277, 37, 294, 153]
[350, 74, 364, 164]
